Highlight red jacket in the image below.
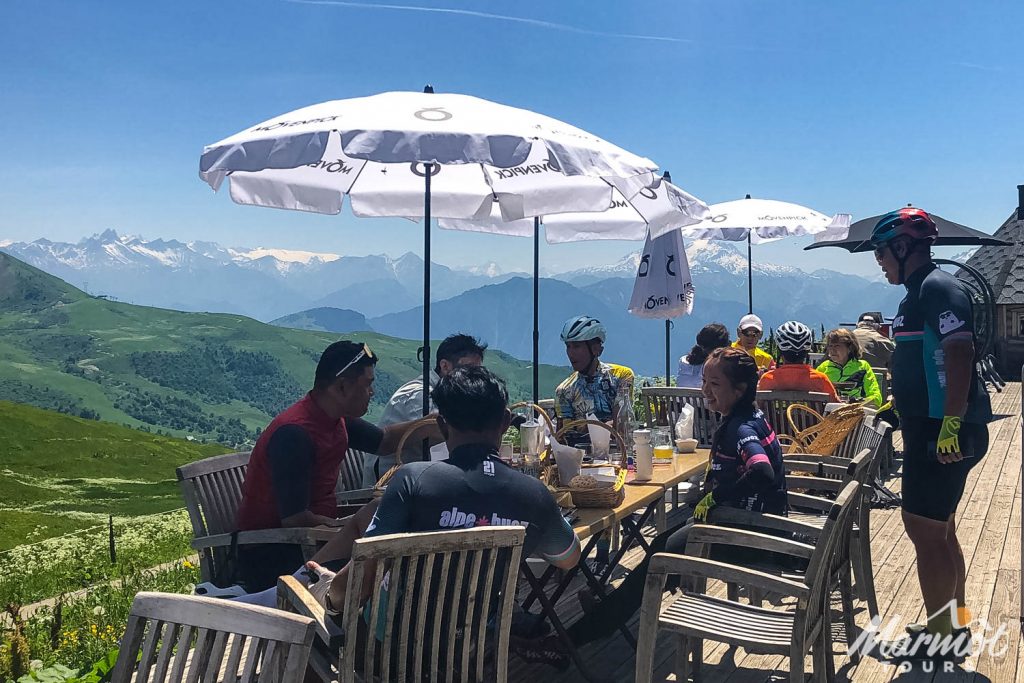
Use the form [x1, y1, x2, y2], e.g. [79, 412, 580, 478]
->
[758, 364, 840, 403]
[235, 393, 348, 531]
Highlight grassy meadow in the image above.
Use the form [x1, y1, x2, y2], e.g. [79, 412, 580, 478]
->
[0, 401, 229, 550]
[0, 252, 568, 446]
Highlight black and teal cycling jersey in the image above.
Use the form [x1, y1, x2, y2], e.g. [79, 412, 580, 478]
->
[890, 263, 992, 424]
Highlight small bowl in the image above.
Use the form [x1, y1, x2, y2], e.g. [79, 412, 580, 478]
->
[675, 438, 698, 453]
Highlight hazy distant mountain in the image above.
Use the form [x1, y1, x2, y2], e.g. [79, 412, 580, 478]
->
[270, 307, 373, 334]
[369, 276, 752, 376]
[0, 231, 514, 321]
[369, 239, 904, 375]
[2, 231, 905, 374]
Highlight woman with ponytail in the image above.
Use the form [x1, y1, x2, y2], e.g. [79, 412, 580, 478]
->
[676, 323, 731, 388]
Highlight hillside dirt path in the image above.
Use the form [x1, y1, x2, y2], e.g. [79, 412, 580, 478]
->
[2, 554, 199, 627]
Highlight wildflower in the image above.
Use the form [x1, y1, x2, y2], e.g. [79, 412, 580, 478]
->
[182, 559, 194, 570]
[92, 605, 106, 616]
[30, 660, 43, 670]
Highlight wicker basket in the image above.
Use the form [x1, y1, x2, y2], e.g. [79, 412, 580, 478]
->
[373, 416, 438, 496]
[785, 402, 866, 456]
[553, 419, 628, 508]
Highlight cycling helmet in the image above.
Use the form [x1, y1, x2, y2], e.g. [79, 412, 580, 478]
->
[560, 315, 606, 343]
[775, 321, 813, 353]
[869, 208, 938, 248]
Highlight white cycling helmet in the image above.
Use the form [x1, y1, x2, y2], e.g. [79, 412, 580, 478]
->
[775, 321, 813, 352]
[560, 315, 606, 343]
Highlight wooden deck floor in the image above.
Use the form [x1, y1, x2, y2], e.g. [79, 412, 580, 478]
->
[511, 382, 1022, 683]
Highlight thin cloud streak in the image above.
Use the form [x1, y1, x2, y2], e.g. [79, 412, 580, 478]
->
[284, 0, 694, 44]
[949, 61, 1004, 73]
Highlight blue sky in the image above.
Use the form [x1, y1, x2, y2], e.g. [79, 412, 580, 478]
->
[1, 0, 1020, 277]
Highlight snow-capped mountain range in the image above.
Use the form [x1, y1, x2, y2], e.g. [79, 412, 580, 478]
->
[558, 239, 802, 286]
[0, 230, 904, 363]
[0, 230, 528, 320]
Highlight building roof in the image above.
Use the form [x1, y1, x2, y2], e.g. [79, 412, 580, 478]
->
[959, 210, 1024, 305]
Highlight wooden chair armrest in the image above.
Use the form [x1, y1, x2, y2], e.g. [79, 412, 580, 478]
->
[277, 576, 336, 646]
[336, 488, 374, 505]
[648, 552, 810, 599]
[190, 526, 338, 551]
[784, 461, 852, 479]
[685, 524, 815, 560]
[787, 492, 833, 512]
[784, 453, 853, 467]
[709, 507, 824, 539]
[785, 475, 845, 492]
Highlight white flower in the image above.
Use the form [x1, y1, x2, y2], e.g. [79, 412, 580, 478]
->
[30, 660, 43, 670]
[92, 605, 106, 616]
[184, 583, 196, 594]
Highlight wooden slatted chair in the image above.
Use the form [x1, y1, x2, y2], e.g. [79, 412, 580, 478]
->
[786, 423, 891, 622]
[639, 387, 722, 447]
[712, 424, 890, 658]
[635, 480, 860, 683]
[336, 448, 376, 504]
[756, 390, 831, 439]
[871, 367, 890, 403]
[110, 591, 316, 683]
[711, 448, 873, 656]
[278, 526, 525, 683]
[176, 451, 339, 586]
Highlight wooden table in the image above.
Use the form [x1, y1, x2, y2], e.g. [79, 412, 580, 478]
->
[629, 449, 709, 490]
[570, 483, 666, 540]
[625, 449, 708, 530]
[519, 450, 708, 680]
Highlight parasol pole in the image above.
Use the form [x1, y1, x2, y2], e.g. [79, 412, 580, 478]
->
[533, 216, 540, 407]
[665, 319, 672, 386]
[745, 193, 753, 314]
[419, 87, 436, 460]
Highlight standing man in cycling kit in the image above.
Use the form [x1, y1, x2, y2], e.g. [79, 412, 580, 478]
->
[871, 208, 992, 659]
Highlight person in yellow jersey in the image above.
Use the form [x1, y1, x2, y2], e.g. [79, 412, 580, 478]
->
[554, 315, 634, 442]
[732, 314, 776, 374]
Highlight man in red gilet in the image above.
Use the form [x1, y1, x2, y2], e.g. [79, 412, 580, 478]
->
[232, 340, 433, 591]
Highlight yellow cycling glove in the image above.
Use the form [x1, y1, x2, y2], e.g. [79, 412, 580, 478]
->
[693, 492, 716, 522]
[936, 416, 962, 456]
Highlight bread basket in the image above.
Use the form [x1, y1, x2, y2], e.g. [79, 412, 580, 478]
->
[553, 419, 628, 508]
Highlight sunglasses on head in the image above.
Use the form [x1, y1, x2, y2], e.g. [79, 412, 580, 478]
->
[740, 328, 761, 337]
[335, 343, 375, 378]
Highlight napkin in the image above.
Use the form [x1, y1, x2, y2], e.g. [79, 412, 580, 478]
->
[551, 441, 583, 484]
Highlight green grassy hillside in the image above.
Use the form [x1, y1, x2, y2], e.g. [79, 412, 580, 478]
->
[0, 400, 230, 549]
[0, 252, 568, 446]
